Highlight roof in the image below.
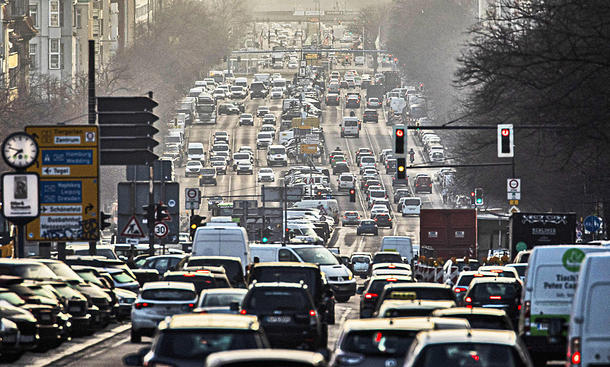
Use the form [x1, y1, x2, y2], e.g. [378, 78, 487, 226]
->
[414, 328, 519, 346]
[432, 307, 508, 317]
[379, 299, 456, 311]
[163, 271, 214, 278]
[343, 316, 468, 332]
[250, 281, 308, 290]
[253, 262, 319, 270]
[205, 349, 325, 367]
[200, 288, 248, 296]
[469, 277, 521, 285]
[369, 275, 413, 282]
[188, 256, 242, 263]
[160, 313, 259, 331]
[141, 281, 196, 291]
[384, 282, 451, 290]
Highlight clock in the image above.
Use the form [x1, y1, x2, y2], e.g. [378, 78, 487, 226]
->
[2, 132, 39, 170]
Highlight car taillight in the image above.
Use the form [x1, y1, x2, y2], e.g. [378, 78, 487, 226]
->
[386, 278, 397, 282]
[309, 309, 317, 316]
[364, 293, 378, 299]
[239, 309, 247, 315]
[454, 287, 467, 293]
[183, 273, 195, 277]
[489, 296, 502, 300]
[134, 302, 150, 310]
[465, 297, 472, 308]
[568, 337, 581, 366]
[523, 300, 531, 333]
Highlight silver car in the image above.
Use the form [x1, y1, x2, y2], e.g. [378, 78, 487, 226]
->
[195, 289, 248, 314]
[130, 281, 198, 342]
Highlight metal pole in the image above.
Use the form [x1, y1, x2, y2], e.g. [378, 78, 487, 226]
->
[282, 180, 287, 246]
[261, 185, 266, 241]
[88, 40, 97, 256]
[148, 91, 155, 257]
[16, 224, 25, 258]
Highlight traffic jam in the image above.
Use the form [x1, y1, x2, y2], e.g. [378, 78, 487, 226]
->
[0, 21, 608, 367]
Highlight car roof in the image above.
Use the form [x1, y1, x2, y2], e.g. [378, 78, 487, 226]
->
[159, 313, 259, 331]
[379, 299, 456, 310]
[413, 328, 519, 346]
[432, 307, 508, 317]
[384, 282, 451, 290]
[469, 277, 521, 285]
[189, 256, 241, 262]
[343, 316, 469, 332]
[204, 349, 326, 367]
[200, 288, 248, 296]
[141, 281, 196, 291]
[250, 281, 308, 290]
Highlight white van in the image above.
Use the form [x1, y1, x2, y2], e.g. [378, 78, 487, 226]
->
[380, 236, 414, 263]
[518, 245, 609, 365]
[401, 197, 422, 216]
[234, 77, 248, 89]
[567, 251, 610, 367]
[187, 142, 205, 162]
[266, 145, 287, 167]
[207, 216, 238, 226]
[191, 226, 249, 271]
[249, 244, 356, 302]
[341, 117, 359, 138]
[291, 199, 339, 222]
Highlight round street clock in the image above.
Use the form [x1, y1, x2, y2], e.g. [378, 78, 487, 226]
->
[2, 132, 39, 170]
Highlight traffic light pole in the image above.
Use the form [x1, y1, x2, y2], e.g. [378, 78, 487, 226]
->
[148, 91, 156, 257]
[88, 39, 97, 256]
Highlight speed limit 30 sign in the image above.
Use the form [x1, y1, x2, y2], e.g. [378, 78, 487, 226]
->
[153, 221, 169, 238]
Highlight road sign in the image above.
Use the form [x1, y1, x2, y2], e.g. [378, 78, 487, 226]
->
[583, 215, 602, 233]
[507, 192, 521, 200]
[291, 117, 320, 129]
[507, 178, 521, 193]
[121, 216, 145, 237]
[25, 126, 99, 241]
[185, 188, 201, 210]
[1, 173, 39, 220]
[153, 222, 169, 238]
[509, 206, 520, 214]
[300, 144, 318, 154]
[509, 199, 519, 205]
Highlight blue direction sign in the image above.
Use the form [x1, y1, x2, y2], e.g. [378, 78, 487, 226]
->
[583, 215, 602, 233]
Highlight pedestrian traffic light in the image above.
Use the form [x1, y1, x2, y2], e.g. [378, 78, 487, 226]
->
[262, 227, 272, 243]
[474, 188, 484, 206]
[189, 215, 205, 239]
[393, 126, 406, 154]
[470, 191, 476, 205]
[100, 211, 112, 230]
[349, 189, 356, 202]
[497, 124, 514, 158]
[156, 203, 170, 221]
[396, 158, 406, 180]
[143, 204, 155, 224]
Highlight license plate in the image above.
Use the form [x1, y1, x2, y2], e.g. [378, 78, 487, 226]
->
[265, 316, 291, 323]
[21, 335, 34, 342]
[69, 306, 81, 312]
[40, 314, 51, 321]
[537, 323, 548, 330]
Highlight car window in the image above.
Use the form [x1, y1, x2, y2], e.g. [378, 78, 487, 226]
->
[141, 289, 196, 301]
[245, 288, 309, 311]
[342, 330, 417, 356]
[201, 293, 245, 307]
[157, 330, 260, 361]
[386, 287, 454, 301]
[472, 283, 519, 300]
[162, 275, 215, 294]
[279, 249, 299, 262]
[415, 343, 523, 367]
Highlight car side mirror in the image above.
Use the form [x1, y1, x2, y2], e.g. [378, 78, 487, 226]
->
[229, 302, 239, 311]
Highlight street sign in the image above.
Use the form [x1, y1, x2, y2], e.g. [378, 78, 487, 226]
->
[25, 126, 99, 241]
[1, 173, 39, 220]
[300, 144, 318, 154]
[185, 188, 201, 210]
[291, 117, 320, 129]
[509, 206, 520, 214]
[509, 199, 519, 205]
[507, 192, 521, 200]
[583, 215, 602, 233]
[153, 222, 169, 238]
[121, 216, 145, 238]
[507, 178, 521, 193]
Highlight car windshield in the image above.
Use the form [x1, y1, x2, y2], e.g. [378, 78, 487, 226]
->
[76, 270, 105, 287]
[245, 288, 309, 311]
[188, 147, 204, 155]
[293, 247, 339, 266]
[111, 271, 136, 283]
[187, 162, 201, 167]
[258, 133, 272, 139]
[234, 154, 249, 160]
[141, 288, 196, 301]
[472, 283, 519, 300]
[201, 292, 246, 307]
[0, 263, 58, 280]
[157, 330, 259, 361]
[202, 168, 216, 175]
[211, 161, 224, 166]
[213, 145, 229, 152]
[269, 147, 285, 154]
[0, 291, 26, 306]
[42, 262, 84, 282]
[342, 330, 417, 356]
[417, 343, 520, 367]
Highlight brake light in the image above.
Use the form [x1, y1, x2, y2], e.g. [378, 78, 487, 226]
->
[364, 293, 378, 299]
[518, 304, 522, 310]
[465, 296, 472, 308]
[454, 287, 467, 293]
[523, 300, 531, 333]
[490, 269, 503, 273]
[388, 265, 396, 268]
[474, 273, 484, 277]
[188, 303, 195, 308]
[309, 309, 317, 316]
[568, 337, 581, 366]
[134, 302, 150, 309]
[183, 273, 195, 277]
[489, 296, 502, 300]
[240, 309, 247, 315]
[386, 278, 397, 282]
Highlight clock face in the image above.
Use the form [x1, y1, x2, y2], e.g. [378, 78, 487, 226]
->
[2, 132, 38, 169]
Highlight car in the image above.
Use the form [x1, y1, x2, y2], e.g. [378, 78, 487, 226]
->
[256, 106, 270, 117]
[363, 108, 378, 123]
[270, 87, 284, 99]
[232, 152, 253, 170]
[0, 301, 39, 354]
[267, 145, 288, 167]
[212, 89, 226, 100]
[210, 160, 227, 175]
[138, 254, 186, 275]
[229, 85, 247, 99]
[366, 97, 381, 108]
[257, 168, 275, 182]
[195, 289, 248, 314]
[371, 251, 403, 265]
[463, 277, 522, 326]
[130, 281, 198, 342]
[376, 299, 455, 318]
[124, 314, 269, 367]
[451, 271, 498, 302]
[370, 205, 389, 218]
[262, 113, 276, 125]
[239, 113, 254, 126]
[241, 282, 326, 350]
[199, 168, 217, 185]
[204, 349, 327, 367]
[401, 197, 422, 216]
[185, 160, 203, 176]
[431, 307, 515, 330]
[357, 220, 378, 236]
[332, 162, 350, 175]
[371, 262, 412, 276]
[256, 132, 273, 149]
[337, 173, 355, 191]
[373, 213, 392, 228]
[236, 161, 253, 175]
[357, 275, 414, 318]
[218, 103, 239, 115]
[325, 93, 340, 106]
[180, 256, 246, 288]
[345, 95, 360, 108]
[373, 282, 455, 315]
[342, 211, 361, 226]
[260, 124, 276, 139]
[350, 253, 372, 278]
[477, 265, 520, 279]
[414, 174, 432, 193]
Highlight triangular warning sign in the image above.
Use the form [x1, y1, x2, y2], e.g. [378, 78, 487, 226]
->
[121, 216, 145, 238]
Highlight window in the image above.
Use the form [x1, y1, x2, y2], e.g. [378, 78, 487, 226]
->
[29, 43, 37, 69]
[29, 4, 38, 27]
[75, 7, 82, 28]
[278, 249, 298, 262]
[49, 38, 61, 69]
[49, 0, 59, 27]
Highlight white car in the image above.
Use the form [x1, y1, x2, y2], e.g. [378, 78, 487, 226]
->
[185, 160, 203, 176]
[239, 113, 254, 126]
[257, 168, 275, 182]
[370, 205, 390, 218]
[236, 161, 253, 175]
[266, 145, 287, 167]
[338, 173, 356, 191]
[212, 89, 226, 100]
[270, 87, 284, 99]
[287, 61, 298, 69]
[260, 124, 276, 139]
[232, 152, 253, 170]
[262, 113, 276, 125]
[256, 132, 273, 149]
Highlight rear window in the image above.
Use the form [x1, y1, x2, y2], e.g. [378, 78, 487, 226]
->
[187, 259, 242, 281]
[201, 169, 216, 175]
[404, 199, 420, 206]
[373, 253, 403, 263]
[370, 191, 385, 198]
[416, 343, 522, 367]
[157, 330, 260, 361]
[344, 120, 358, 126]
[245, 288, 309, 311]
[472, 283, 520, 300]
[458, 275, 475, 286]
[253, 268, 317, 294]
[163, 275, 215, 294]
[201, 293, 245, 307]
[340, 176, 353, 181]
[141, 289, 196, 301]
[342, 330, 417, 356]
[362, 157, 375, 163]
[382, 308, 435, 318]
[386, 287, 454, 301]
[463, 315, 512, 330]
[369, 279, 407, 294]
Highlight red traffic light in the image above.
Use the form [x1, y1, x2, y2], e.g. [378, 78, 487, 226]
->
[349, 189, 355, 194]
[501, 128, 510, 137]
[396, 129, 404, 137]
[470, 192, 475, 197]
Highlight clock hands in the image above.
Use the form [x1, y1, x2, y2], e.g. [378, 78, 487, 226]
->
[11, 149, 24, 158]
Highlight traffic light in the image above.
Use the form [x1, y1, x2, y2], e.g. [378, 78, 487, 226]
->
[189, 215, 205, 239]
[396, 158, 406, 180]
[474, 188, 484, 206]
[497, 124, 514, 158]
[156, 203, 170, 221]
[349, 189, 356, 202]
[393, 126, 406, 154]
[262, 227, 272, 243]
[470, 191, 476, 205]
[100, 211, 112, 230]
[143, 204, 155, 224]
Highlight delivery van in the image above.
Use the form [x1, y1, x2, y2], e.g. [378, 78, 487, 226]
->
[518, 245, 609, 365]
[341, 117, 359, 138]
[380, 236, 414, 263]
[191, 226, 249, 271]
[566, 251, 610, 367]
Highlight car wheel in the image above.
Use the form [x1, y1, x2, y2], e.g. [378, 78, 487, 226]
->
[130, 329, 141, 343]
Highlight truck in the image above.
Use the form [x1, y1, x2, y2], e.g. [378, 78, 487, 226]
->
[196, 103, 217, 124]
[419, 209, 477, 259]
[508, 212, 576, 258]
[383, 71, 401, 92]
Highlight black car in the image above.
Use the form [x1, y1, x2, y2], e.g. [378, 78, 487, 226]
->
[373, 213, 393, 228]
[0, 302, 39, 357]
[393, 188, 410, 203]
[345, 96, 360, 108]
[248, 263, 335, 325]
[374, 283, 454, 315]
[162, 271, 218, 294]
[372, 251, 403, 265]
[385, 158, 397, 174]
[325, 93, 340, 106]
[180, 256, 246, 288]
[357, 220, 378, 236]
[218, 103, 240, 115]
[363, 109, 378, 123]
[241, 282, 326, 350]
[462, 277, 522, 325]
[357, 275, 414, 318]
[333, 162, 350, 175]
